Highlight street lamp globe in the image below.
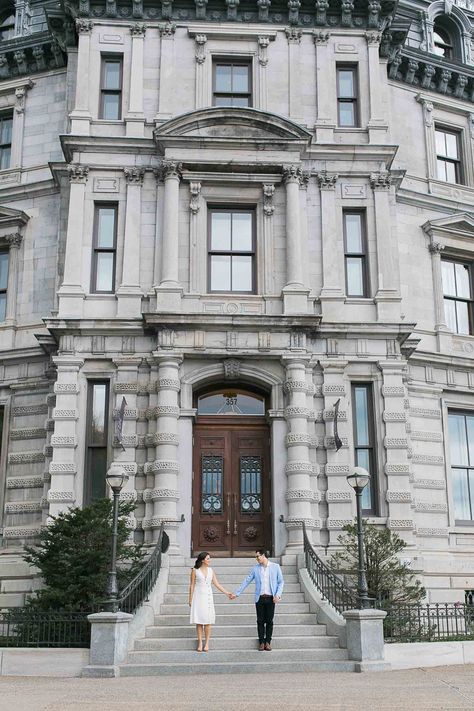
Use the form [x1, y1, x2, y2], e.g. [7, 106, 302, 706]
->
[346, 466, 370, 491]
[106, 465, 129, 492]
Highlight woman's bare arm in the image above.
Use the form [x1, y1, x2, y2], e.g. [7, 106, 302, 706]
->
[188, 568, 196, 606]
[212, 571, 232, 598]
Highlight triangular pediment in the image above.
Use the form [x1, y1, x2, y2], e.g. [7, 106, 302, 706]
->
[0, 205, 29, 231]
[422, 213, 474, 239]
[154, 107, 312, 151]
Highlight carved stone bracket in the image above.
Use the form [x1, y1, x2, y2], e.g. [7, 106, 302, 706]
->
[258, 35, 270, 66]
[299, 171, 310, 190]
[416, 96, 434, 127]
[195, 0, 208, 20]
[365, 31, 382, 46]
[315, 0, 329, 26]
[161, 161, 183, 179]
[124, 167, 145, 184]
[226, 0, 239, 20]
[67, 164, 89, 183]
[263, 184, 275, 216]
[189, 182, 201, 214]
[341, 0, 354, 27]
[258, 0, 271, 22]
[368, 1, 382, 29]
[288, 0, 301, 26]
[195, 34, 207, 64]
[162, 0, 173, 20]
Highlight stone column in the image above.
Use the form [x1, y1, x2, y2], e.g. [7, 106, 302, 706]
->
[117, 167, 145, 318]
[3, 232, 22, 326]
[285, 28, 303, 122]
[156, 23, 176, 121]
[306, 359, 322, 547]
[263, 183, 276, 295]
[318, 171, 344, 320]
[313, 30, 334, 142]
[48, 355, 83, 518]
[125, 23, 146, 137]
[320, 359, 353, 546]
[282, 166, 309, 314]
[365, 32, 388, 142]
[10, 83, 32, 168]
[150, 353, 182, 552]
[143, 360, 159, 546]
[194, 34, 208, 108]
[58, 165, 88, 318]
[283, 357, 317, 550]
[378, 361, 414, 546]
[70, 19, 93, 134]
[371, 172, 401, 321]
[188, 181, 202, 294]
[428, 242, 451, 351]
[156, 162, 183, 312]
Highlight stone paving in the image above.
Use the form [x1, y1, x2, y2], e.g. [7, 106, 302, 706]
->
[1, 665, 474, 710]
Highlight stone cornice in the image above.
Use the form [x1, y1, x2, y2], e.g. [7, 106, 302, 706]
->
[0, 32, 67, 82]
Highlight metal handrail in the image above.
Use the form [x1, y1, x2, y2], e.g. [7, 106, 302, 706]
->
[117, 522, 170, 615]
[303, 522, 358, 614]
[382, 601, 474, 643]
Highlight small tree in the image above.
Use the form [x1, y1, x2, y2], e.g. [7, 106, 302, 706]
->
[23, 499, 143, 612]
[329, 521, 425, 606]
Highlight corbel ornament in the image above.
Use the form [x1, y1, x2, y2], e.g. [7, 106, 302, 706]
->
[368, 1, 382, 29]
[288, 0, 301, 25]
[195, 0, 208, 20]
[365, 31, 382, 46]
[226, 0, 239, 20]
[263, 184, 275, 216]
[258, 35, 270, 66]
[299, 171, 310, 190]
[161, 0, 173, 20]
[341, 0, 354, 27]
[428, 241, 444, 255]
[159, 22, 176, 37]
[132, 0, 144, 17]
[189, 182, 201, 214]
[195, 34, 207, 64]
[257, 0, 271, 22]
[315, 0, 329, 26]
[67, 164, 89, 183]
[313, 30, 330, 45]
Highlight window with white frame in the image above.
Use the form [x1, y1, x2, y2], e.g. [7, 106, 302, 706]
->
[448, 411, 474, 523]
[0, 111, 13, 170]
[0, 248, 8, 321]
[351, 382, 378, 515]
[91, 204, 117, 293]
[208, 208, 256, 293]
[435, 127, 463, 184]
[212, 59, 252, 107]
[84, 381, 109, 505]
[441, 258, 473, 335]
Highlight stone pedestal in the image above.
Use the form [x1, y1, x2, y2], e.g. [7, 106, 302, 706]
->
[342, 608, 390, 672]
[82, 611, 133, 678]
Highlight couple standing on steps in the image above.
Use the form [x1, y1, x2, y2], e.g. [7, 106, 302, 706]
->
[188, 549, 285, 653]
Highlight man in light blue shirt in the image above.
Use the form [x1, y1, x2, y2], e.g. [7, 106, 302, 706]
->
[232, 548, 284, 651]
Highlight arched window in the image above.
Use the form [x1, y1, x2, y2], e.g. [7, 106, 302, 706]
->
[197, 388, 265, 416]
[0, 11, 15, 42]
[432, 16, 460, 61]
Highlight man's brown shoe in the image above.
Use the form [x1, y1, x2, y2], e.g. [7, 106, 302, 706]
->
[264, 643, 272, 651]
[259, 643, 265, 651]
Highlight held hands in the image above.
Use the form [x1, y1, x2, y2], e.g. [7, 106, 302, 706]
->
[227, 593, 237, 600]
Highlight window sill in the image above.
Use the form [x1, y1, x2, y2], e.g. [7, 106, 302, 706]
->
[453, 521, 474, 529]
[334, 127, 367, 133]
[344, 297, 374, 304]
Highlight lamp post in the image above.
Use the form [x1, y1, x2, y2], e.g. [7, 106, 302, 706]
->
[347, 467, 371, 610]
[105, 465, 129, 612]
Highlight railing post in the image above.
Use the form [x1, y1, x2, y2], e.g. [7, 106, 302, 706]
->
[342, 609, 390, 672]
[82, 611, 133, 678]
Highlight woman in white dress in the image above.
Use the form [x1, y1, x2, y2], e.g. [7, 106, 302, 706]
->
[188, 552, 233, 652]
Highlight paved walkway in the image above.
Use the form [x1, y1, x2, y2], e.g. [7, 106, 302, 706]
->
[1, 666, 474, 710]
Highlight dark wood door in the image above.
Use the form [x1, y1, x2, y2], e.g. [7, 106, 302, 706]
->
[192, 422, 271, 556]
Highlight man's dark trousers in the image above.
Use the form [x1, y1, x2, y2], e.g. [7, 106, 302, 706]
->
[256, 594, 275, 644]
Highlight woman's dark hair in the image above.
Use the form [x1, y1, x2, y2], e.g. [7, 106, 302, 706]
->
[194, 552, 209, 569]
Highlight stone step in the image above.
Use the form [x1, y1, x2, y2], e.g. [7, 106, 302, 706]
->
[168, 573, 299, 585]
[146, 624, 324, 638]
[164, 591, 305, 604]
[176, 558, 283, 568]
[126, 648, 349, 665]
[119, 660, 357, 676]
[155, 612, 317, 626]
[166, 581, 302, 594]
[160, 602, 310, 615]
[135, 636, 339, 651]
[169, 565, 296, 576]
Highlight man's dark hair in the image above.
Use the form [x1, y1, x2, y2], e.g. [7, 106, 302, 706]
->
[255, 548, 268, 557]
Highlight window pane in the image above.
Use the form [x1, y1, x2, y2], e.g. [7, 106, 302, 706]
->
[346, 257, 365, 296]
[104, 61, 121, 90]
[338, 102, 355, 127]
[345, 213, 363, 253]
[469, 470, 474, 522]
[442, 261, 456, 296]
[214, 95, 233, 107]
[466, 416, 474, 466]
[456, 301, 470, 335]
[445, 132, 459, 160]
[354, 386, 369, 446]
[455, 263, 471, 298]
[0, 251, 8, 290]
[0, 147, 11, 170]
[90, 448, 107, 501]
[338, 70, 354, 98]
[97, 208, 116, 248]
[211, 212, 231, 251]
[232, 65, 249, 93]
[437, 158, 448, 182]
[356, 450, 372, 509]
[232, 255, 252, 291]
[232, 212, 252, 251]
[102, 94, 120, 120]
[0, 293, 6, 321]
[1, 117, 12, 144]
[215, 65, 232, 92]
[198, 392, 265, 415]
[452, 467, 471, 520]
[90, 383, 107, 444]
[435, 130, 447, 157]
[444, 298, 457, 332]
[211, 255, 231, 290]
[449, 414, 469, 466]
[445, 161, 457, 184]
[232, 96, 250, 107]
[96, 252, 114, 291]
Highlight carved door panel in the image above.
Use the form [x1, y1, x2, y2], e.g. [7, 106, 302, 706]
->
[192, 424, 271, 557]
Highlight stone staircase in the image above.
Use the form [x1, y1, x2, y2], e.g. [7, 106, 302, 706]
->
[119, 557, 355, 675]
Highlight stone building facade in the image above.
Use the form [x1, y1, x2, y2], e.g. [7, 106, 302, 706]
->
[1, 0, 474, 606]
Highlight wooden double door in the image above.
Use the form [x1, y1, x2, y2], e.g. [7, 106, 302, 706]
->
[192, 421, 271, 556]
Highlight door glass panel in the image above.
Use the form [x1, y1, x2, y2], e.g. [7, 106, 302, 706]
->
[240, 456, 262, 513]
[201, 455, 223, 513]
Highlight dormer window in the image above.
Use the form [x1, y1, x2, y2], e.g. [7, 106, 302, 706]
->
[0, 11, 15, 42]
[432, 16, 460, 61]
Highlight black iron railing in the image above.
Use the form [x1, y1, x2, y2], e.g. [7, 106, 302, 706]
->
[0, 610, 91, 648]
[117, 522, 169, 614]
[303, 522, 358, 614]
[382, 602, 474, 643]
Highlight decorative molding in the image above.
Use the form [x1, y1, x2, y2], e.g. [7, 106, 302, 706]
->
[322, 384, 345, 396]
[285, 461, 314, 474]
[150, 488, 180, 502]
[327, 519, 353, 529]
[285, 517, 320, 530]
[157, 377, 180, 391]
[284, 379, 307, 393]
[10, 427, 45, 440]
[416, 527, 449, 538]
[258, 35, 271, 66]
[415, 501, 448, 513]
[8, 451, 44, 464]
[285, 406, 312, 419]
[410, 430, 443, 442]
[384, 463, 410, 475]
[325, 491, 352, 502]
[263, 184, 275, 216]
[386, 490, 412, 503]
[409, 407, 441, 420]
[223, 359, 241, 380]
[5, 501, 42, 514]
[387, 519, 415, 529]
[285, 489, 319, 503]
[50, 435, 76, 448]
[286, 433, 312, 447]
[47, 491, 76, 503]
[382, 386, 405, 397]
[2, 527, 42, 539]
[49, 463, 77, 474]
[384, 437, 409, 449]
[54, 383, 79, 394]
[6, 476, 43, 489]
[412, 454, 444, 465]
[325, 464, 350, 475]
[413, 478, 446, 490]
[146, 460, 180, 473]
[189, 181, 201, 214]
[383, 411, 406, 423]
[12, 404, 47, 417]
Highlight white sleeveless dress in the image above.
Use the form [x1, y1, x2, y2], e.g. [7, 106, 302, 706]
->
[190, 566, 216, 625]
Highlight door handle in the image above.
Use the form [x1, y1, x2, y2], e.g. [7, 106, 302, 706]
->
[233, 494, 238, 535]
[226, 493, 231, 535]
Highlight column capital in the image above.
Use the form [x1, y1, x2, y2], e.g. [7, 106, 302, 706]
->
[317, 171, 338, 190]
[130, 23, 147, 37]
[4, 232, 22, 248]
[76, 19, 93, 34]
[67, 164, 89, 184]
[161, 161, 182, 180]
[365, 31, 382, 46]
[285, 27, 302, 44]
[123, 166, 145, 184]
[370, 171, 392, 190]
[282, 164, 302, 184]
[313, 30, 330, 45]
[428, 241, 445, 255]
[159, 22, 176, 37]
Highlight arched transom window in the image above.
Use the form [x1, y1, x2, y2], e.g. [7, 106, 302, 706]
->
[432, 16, 460, 61]
[197, 389, 265, 416]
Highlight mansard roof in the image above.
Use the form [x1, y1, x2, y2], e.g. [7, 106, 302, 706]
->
[154, 106, 312, 153]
